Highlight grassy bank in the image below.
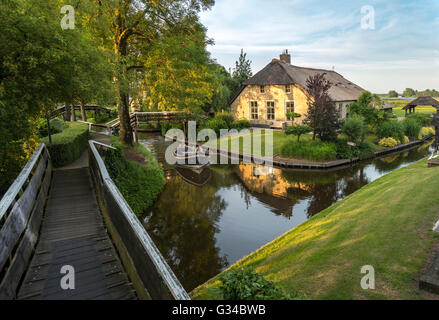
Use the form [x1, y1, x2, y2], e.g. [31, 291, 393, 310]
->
[192, 159, 439, 300]
[106, 137, 166, 215]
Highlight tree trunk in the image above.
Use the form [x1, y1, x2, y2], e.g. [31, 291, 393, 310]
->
[114, 11, 133, 145]
[71, 104, 76, 122]
[80, 101, 87, 121]
[64, 104, 71, 121]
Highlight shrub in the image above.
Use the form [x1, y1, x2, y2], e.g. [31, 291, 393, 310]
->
[160, 122, 184, 137]
[36, 118, 61, 138]
[406, 113, 432, 127]
[214, 112, 235, 128]
[200, 119, 228, 136]
[219, 268, 293, 300]
[342, 117, 367, 144]
[403, 118, 421, 139]
[418, 127, 435, 140]
[230, 120, 251, 131]
[41, 122, 89, 167]
[376, 121, 405, 142]
[285, 125, 313, 142]
[403, 136, 410, 144]
[378, 137, 399, 148]
[104, 147, 166, 215]
[281, 140, 337, 161]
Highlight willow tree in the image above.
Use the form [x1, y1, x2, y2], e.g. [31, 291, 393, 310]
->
[79, 0, 215, 144]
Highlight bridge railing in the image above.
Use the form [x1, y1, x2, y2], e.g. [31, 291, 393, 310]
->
[88, 140, 189, 300]
[0, 144, 52, 299]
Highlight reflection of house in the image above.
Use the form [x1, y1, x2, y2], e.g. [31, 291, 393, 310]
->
[230, 50, 364, 128]
[235, 164, 312, 217]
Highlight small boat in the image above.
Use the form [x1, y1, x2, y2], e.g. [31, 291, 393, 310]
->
[173, 145, 209, 171]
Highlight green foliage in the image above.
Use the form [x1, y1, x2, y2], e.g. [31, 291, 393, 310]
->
[286, 112, 302, 120]
[406, 113, 432, 127]
[285, 125, 313, 142]
[342, 117, 367, 144]
[349, 91, 389, 129]
[378, 137, 399, 148]
[403, 88, 416, 97]
[36, 118, 61, 138]
[403, 118, 421, 139]
[201, 119, 228, 136]
[281, 140, 337, 161]
[104, 147, 166, 215]
[41, 123, 89, 167]
[230, 120, 251, 131]
[215, 112, 235, 127]
[232, 49, 253, 87]
[388, 90, 398, 98]
[376, 121, 405, 142]
[219, 268, 292, 300]
[335, 139, 374, 160]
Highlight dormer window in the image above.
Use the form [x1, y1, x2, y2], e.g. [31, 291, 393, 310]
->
[285, 85, 291, 93]
[260, 85, 265, 93]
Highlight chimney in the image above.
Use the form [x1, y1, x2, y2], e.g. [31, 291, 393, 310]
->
[280, 49, 291, 65]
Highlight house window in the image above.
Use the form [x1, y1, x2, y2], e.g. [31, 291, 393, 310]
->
[250, 101, 258, 120]
[266, 101, 275, 120]
[260, 85, 265, 93]
[286, 101, 295, 114]
[285, 85, 291, 93]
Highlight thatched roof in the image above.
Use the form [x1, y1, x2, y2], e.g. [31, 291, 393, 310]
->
[402, 96, 439, 110]
[373, 100, 395, 110]
[231, 59, 364, 104]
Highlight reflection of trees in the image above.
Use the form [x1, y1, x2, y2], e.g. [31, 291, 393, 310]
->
[143, 175, 228, 291]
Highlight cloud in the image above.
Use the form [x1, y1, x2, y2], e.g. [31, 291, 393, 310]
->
[200, 0, 439, 92]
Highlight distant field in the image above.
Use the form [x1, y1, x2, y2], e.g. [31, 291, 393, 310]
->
[383, 98, 438, 118]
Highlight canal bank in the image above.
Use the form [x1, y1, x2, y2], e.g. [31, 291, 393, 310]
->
[191, 158, 439, 300]
[137, 133, 435, 292]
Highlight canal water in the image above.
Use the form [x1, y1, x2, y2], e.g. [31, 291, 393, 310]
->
[138, 133, 434, 291]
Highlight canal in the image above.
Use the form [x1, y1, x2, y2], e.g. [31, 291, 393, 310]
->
[138, 133, 434, 291]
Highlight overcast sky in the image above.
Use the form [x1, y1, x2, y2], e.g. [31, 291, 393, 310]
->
[199, 0, 439, 94]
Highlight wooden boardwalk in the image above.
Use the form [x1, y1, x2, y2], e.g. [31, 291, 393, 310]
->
[17, 168, 137, 300]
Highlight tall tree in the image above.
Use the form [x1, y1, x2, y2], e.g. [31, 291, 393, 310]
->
[232, 49, 252, 88]
[403, 88, 416, 97]
[388, 90, 398, 98]
[80, 0, 215, 145]
[303, 73, 339, 142]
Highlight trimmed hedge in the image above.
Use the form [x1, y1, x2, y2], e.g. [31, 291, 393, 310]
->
[41, 122, 89, 167]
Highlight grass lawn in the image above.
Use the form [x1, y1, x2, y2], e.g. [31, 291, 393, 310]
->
[206, 130, 312, 157]
[191, 159, 439, 300]
[208, 130, 384, 160]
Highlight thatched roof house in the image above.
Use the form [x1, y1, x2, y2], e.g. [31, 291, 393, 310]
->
[230, 51, 366, 128]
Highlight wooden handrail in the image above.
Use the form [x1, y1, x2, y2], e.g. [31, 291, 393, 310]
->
[88, 140, 189, 300]
[0, 144, 45, 221]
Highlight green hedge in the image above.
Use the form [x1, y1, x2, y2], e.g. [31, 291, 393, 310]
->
[41, 122, 89, 167]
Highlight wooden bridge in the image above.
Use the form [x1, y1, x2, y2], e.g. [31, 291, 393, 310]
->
[0, 141, 189, 300]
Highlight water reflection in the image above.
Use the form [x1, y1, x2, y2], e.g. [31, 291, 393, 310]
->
[139, 134, 434, 291]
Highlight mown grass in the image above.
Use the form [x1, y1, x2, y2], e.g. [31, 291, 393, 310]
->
[191, 160, 439, 300]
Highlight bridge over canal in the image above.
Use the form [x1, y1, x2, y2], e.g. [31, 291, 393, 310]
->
[0, 140, 189, 300]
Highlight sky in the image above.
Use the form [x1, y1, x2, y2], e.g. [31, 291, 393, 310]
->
[199, 0, 439, 94]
